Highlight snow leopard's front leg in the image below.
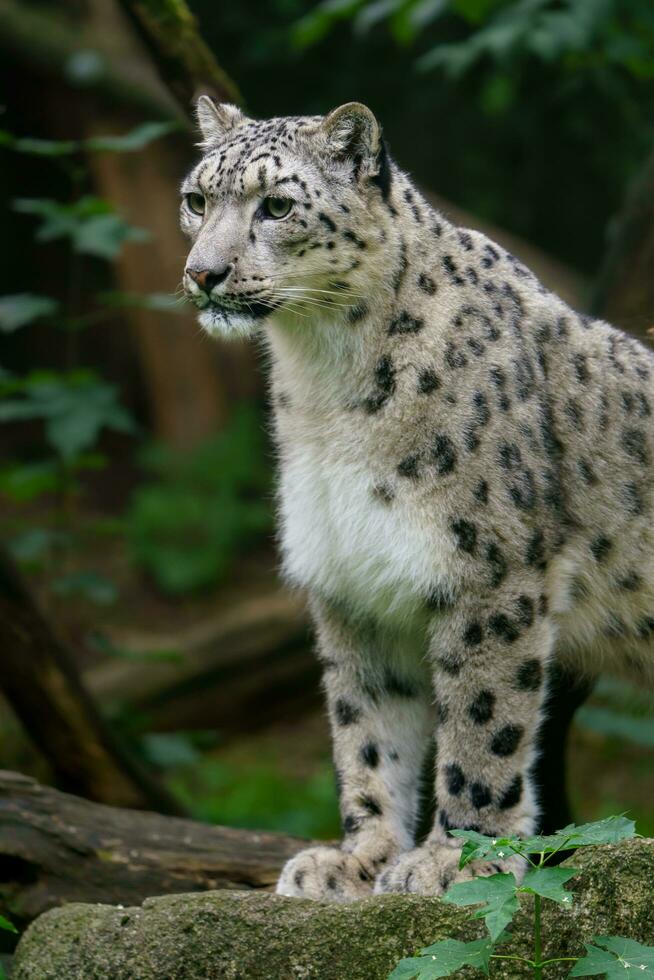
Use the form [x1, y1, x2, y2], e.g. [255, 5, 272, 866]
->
[276, 599, 433, 901]
[376, 576, 552, 896]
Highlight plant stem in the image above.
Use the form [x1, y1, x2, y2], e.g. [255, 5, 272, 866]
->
[534, 892, 542, 979]
[491, 954, 535, 966]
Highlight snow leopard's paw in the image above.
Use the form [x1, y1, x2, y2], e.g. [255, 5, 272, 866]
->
[276, 846, 375, 901]
[374, 843, 524, 896]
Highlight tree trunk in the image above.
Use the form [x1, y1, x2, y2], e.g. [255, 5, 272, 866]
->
[592, 148, 654, 341]
[0, 555, 183, 816]
[117, 0, 243, 112]
[0, 771, 308, 928]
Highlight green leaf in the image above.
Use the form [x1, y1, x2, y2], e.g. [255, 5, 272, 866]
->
[417, 0, 547, 75]
[452, 816, 636, 871]
[442, 873, 518, 941]
[13, 195, 111, 241]
[0, 373, 136, 459]
[0, 130, 79, 155]
[407, 0, 448, 33]
[52, 571, 118, 605]
[570, 935, 654, 977]
[292, 0, 365, 48]
[84, 121, 178, 153]
[0, 461, 62, 501]
[73, 214, 150, 259]
[388, 937, 495, 979]
[0, 914, 18, 934]
[519, 866, 577, 905]
[12, 196, 149, 259]
[354, 0, 404, 36]
[46, 374, 134, 459]
[450, 828, 525, 868]
[1, 122, 175, 156]
[521, 816, 637, 855]
[0, 294, 59, 331]
[7, 527, 69, 562]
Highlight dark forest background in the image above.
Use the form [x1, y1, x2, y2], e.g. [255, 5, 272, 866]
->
[0, 0, 653, 873]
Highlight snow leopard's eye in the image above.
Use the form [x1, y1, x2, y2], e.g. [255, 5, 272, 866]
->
[262, 197, 293, 220]
[186, 192, 206, 216]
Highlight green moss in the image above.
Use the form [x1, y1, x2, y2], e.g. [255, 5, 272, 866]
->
[13, 892, 475, 980]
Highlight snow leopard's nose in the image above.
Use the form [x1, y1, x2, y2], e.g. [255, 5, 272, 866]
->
[187, 264, 233, 294]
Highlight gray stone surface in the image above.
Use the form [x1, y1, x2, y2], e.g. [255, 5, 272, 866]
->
[12, 839, 654, 979]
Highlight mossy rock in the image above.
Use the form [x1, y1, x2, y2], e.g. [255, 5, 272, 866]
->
[12, 839, 654, 979]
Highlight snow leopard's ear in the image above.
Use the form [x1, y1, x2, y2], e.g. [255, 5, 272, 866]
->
[320, 102, 390, 196]
[195, 97, 245, 149]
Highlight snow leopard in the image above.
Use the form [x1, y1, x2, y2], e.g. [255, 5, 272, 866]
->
[180, 96, 654, 901]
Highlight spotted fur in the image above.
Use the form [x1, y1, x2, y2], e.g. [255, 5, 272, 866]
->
[181, 98, 654, 902]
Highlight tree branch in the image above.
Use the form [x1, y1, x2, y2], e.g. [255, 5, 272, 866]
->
[0, 554, 184, 816]
[117, 0, 243, 112]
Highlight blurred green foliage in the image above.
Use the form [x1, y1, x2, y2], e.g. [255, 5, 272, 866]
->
[160, 734, 340, 838]
[172, 756, 339, 838]
[193, 0, 654, 274]
[0, 917, 17, 936]
[0, 370, 135, 460]
[12, 196, 150, 259]
[577, 677, 654, 751]
[0, 124, 271, 604]
[127, 406, 273, 594]
[0, 126, 156, 597]
[294, 0, 654, 81]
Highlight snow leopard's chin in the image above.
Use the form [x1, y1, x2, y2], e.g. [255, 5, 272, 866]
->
[198, 306, 263, 340]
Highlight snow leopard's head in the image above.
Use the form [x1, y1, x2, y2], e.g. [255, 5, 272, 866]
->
[180, 98, 392, 339]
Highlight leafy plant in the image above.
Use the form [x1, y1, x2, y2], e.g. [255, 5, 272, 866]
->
[0, 916, 17, 935]
[127, 405, 273, 594]
[293, 0, 654, 83]
[0, 914, 18, 980]
[0, 294, 59, 332]
[0, 370, 135, 461]
[12, 195, 150, 259]
[0, 121, 180, 596]
[0, 121, 178, 157]
[389, 815, 653, 978]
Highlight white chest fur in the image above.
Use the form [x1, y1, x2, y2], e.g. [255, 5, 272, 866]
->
[278, 426, 444, 625]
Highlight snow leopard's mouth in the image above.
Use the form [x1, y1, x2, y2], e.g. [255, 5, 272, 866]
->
[201, 297, 278, 320]
[197, 296, 282, 339]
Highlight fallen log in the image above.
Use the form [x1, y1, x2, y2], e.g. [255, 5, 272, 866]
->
[11, 837, 654, 979]
[0, 770, 309, 929]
